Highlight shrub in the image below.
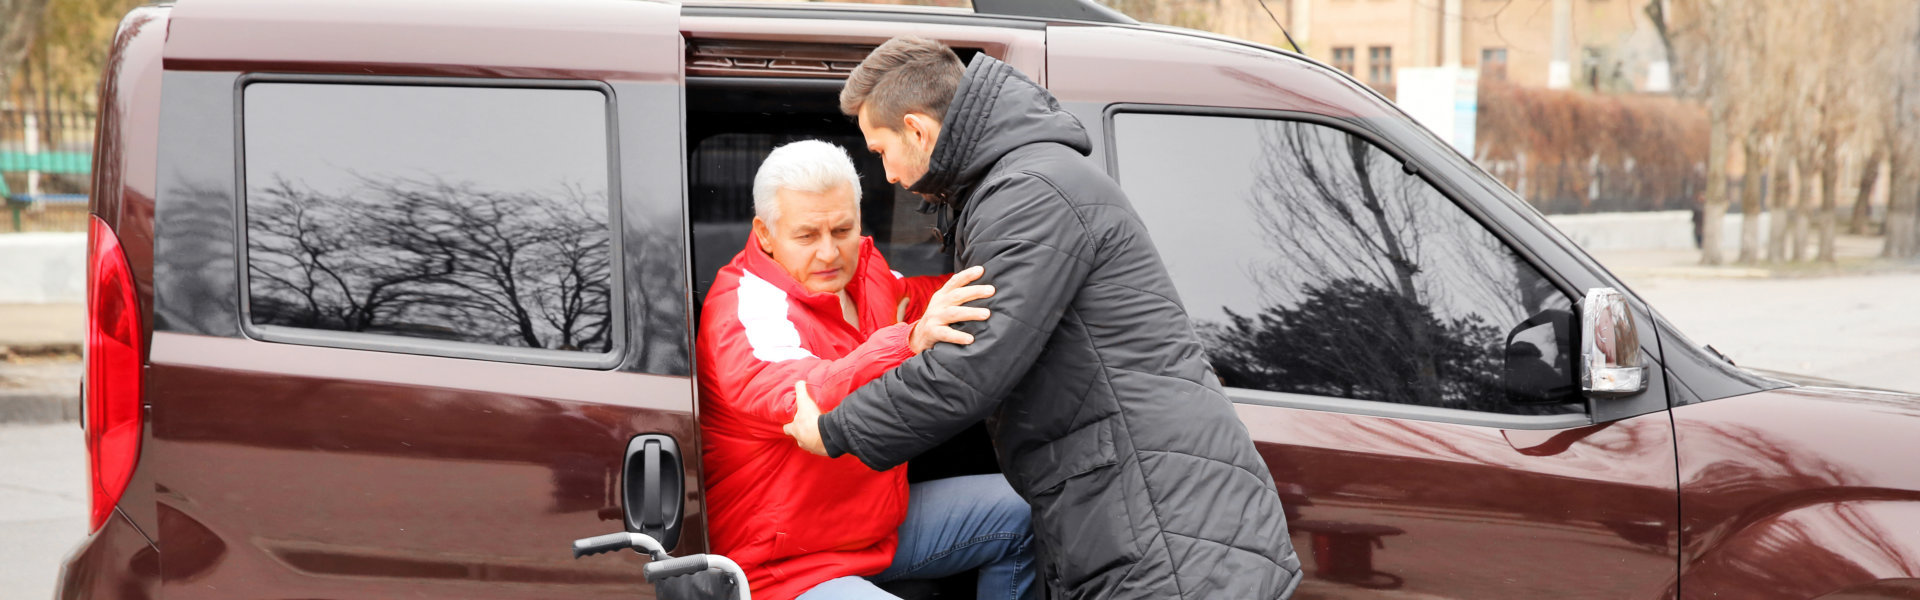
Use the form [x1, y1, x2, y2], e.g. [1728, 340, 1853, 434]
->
[1474, 82, 1708, 214]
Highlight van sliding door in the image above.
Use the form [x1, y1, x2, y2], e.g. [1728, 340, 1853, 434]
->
[147, 1, 694, 597]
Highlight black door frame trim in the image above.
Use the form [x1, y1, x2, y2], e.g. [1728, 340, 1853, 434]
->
[230, 73, 628, 369]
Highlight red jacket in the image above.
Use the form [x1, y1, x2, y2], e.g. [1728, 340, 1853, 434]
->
[697, 233, 943, 600]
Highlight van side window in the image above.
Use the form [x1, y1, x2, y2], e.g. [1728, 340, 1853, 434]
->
[1113, 113, 1580, 416]
[241, 83, 616, 354]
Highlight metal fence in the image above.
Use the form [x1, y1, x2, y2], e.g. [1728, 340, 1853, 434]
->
[1, 100, 97, 232]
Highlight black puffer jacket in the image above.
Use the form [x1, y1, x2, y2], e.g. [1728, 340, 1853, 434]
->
[819, 54, 1300, 599]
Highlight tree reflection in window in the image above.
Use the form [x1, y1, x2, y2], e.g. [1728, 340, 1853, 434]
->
[241, 83, 615, 353]
[247, 176, 613, 351]
[1114, 114, 1578, 415]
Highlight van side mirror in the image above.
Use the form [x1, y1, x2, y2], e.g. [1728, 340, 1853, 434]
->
[1503, 308, 1577, 405]
[1580, 288, 1647, 396]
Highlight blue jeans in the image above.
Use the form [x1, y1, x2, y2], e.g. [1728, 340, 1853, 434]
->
[795, 474, 1037, 600]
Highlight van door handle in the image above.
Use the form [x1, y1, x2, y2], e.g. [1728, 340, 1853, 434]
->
[623, 434, 684, 551]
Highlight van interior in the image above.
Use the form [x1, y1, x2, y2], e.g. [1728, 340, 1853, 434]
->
[684, 43, 1002, 596]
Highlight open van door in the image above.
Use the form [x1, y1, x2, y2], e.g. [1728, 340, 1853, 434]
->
[142, 0, 696, 597]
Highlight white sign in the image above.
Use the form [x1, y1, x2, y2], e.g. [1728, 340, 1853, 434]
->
[1396, 67, 1479, 155]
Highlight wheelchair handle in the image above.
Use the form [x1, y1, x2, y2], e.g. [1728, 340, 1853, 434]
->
[571, 532, 751, 600]
[571, 532, 668, 561]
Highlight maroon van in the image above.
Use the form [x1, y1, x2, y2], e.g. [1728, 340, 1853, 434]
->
[60, 1, 1920, 599]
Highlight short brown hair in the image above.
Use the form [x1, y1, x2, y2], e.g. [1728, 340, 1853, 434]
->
[840, 36, 964, 128]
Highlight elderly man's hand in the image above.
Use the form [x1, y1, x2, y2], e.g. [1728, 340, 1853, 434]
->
[910, 266, 995, 354]
[782, 380, 828, 456]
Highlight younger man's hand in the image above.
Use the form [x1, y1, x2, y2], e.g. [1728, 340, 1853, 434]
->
[910, 266, 995, 354]
[782, 380, 827, 456]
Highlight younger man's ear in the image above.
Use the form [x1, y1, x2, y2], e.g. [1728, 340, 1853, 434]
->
[903, 112, 940, 144]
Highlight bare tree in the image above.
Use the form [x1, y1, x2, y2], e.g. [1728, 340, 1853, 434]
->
[1728, 0, 1779, 265]
[1768, 136, 1793, 263]
[1736, 134, 1764, 264]
[1656, 0, 1736, 264]
[247, 175, 614, 352]
[1809, 2, 1898, 263]
[1849, 148, 1884, 236]
[1885, 4, 1920, 259]
[1656, 0, 1918, 264]
[0, 0, 50, 95]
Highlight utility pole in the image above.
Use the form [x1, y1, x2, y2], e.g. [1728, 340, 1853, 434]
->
[1291, 0, 1311, 54]
[1548, 0, 1572, 89]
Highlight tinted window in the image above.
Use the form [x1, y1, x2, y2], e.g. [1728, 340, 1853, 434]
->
[242, 83, 615, 353]
[1114, 113, 1579, 415]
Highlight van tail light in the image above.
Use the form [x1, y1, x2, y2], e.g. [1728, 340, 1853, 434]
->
[85, 215, 144, 532]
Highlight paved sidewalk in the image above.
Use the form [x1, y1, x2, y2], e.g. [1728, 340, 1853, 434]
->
[0, 303, 83, 349]
[0, 423, 88, 599]
[1619, 270, 1920, 393]
[1588, 234, 1919, 281]
[1581, 235, 1920, 393]
[1, 303, 83, 423]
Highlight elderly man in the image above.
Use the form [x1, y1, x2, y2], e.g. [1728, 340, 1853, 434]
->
[696, 140, 1037, 600]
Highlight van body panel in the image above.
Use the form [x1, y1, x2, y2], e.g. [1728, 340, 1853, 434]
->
[135, 1, 696, 598]
[147, 332, 696, 598]
[1236, 404, 1681, 599]
[81, 4, 172, 545]
[1047, 24, 1390, 118]
[89, 5, 168, 336]
[1053, 23, 1682, 598]
[56, 509, 160, 600]
[162, 0, 681, 82]
[63, 2, 1920, 599]
[1674, 387, 1920, 600]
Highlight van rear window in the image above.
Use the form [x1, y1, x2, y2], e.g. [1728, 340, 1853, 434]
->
[240, 82, 618, 357]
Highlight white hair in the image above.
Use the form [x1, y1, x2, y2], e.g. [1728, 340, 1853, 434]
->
[753, 140, 862, 226]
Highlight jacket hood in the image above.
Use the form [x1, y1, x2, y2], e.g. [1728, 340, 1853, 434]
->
[908, 54, 1093, 207]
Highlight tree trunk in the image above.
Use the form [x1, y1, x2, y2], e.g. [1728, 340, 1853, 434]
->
[1851, 147, 1885, 235]
[1769, 140, 1792, 263]
[1889, 151, 1918, 258]
[1817, 138, 1840, 262]
[0, 0, 51, 93]
[1889, 8, 1920, 259]
[1739, 134, 1764, 263]
[1792, 154, 1814, 262]
[1702, 104, 1730, 265]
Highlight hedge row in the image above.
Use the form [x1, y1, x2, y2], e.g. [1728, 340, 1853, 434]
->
[1473, 82, 1708, 214]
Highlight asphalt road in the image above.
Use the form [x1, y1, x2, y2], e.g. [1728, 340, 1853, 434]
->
[3, 270, 1917, 598]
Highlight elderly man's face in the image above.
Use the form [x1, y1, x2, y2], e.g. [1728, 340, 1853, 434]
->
[753, 183, 862, 295]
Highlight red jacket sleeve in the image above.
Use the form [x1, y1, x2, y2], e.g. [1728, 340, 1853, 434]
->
[898, 274, 950, 323]
[703, 317, 916, 440]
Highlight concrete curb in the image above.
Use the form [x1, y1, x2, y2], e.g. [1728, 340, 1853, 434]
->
[0, 388, 78, 423]
[0, 349, 81, 424]
[1, 343, 82, 357]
